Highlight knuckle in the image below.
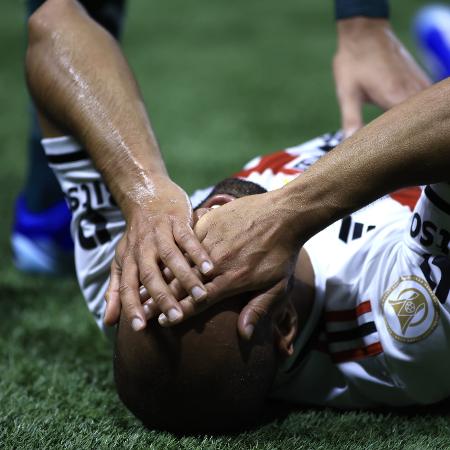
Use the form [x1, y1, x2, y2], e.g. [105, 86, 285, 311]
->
[214, 251, 231, 268]
[233, 265, 251, 282]
[153, 291, 169, 306]
[140, 271, 156, 288]
[159, 245, 178, 262]
[175, 272, 195, 289]
[175, 227, 193, 244]
[120, 250, 134, 266]
[204, 286, 216, 299]
[204, 283, 220, 300]
[251, 305, 268, 321]
[188, 246, 204, 260]
[118, 283, 132, 297]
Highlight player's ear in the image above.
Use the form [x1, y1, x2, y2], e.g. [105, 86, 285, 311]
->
[201, 194, 236, 209]
[273, 301, 298, 358]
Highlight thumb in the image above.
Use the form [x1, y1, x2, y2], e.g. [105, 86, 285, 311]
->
[104, 259, 122, 326]
[193, 208, 212, 241]
[193, 207, 209, 225]
[338, 89, 364, 139]
[237, 280, 286, 340]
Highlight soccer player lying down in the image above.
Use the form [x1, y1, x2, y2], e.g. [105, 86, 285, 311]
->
[27, 0, 450, 432]
[41, 126, 450, 432]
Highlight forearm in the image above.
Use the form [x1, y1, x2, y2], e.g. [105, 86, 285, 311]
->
[277, 79, 450, 240]
[26, 0, 166, 218]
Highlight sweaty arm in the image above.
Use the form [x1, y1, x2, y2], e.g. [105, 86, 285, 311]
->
[26, 0, 213, 330]
[190, 78, 450, 338]
[284, 78, 450, 235]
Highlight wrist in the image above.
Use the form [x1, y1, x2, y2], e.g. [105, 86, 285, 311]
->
[270, 176, 338, 244]
[272, 144, 370, 241]
[112, 170, 171, 219]
[336, 17, 392, 56]
[337, 17, 390, 42]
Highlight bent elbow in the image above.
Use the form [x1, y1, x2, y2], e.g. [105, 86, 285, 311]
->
[26, 0, 75, 79]
[28, 0, 74, 45]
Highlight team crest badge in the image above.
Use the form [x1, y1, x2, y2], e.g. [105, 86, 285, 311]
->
[381, 275, 440, 343]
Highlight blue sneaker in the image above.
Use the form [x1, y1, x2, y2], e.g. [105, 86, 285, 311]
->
[11, 195, 74, 275]
[413, 4, 450, 81]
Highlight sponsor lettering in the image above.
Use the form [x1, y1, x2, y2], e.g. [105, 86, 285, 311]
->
[410, 213, 450, 254]
[65, 181, 115, 250]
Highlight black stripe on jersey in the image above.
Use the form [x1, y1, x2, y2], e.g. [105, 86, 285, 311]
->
[425, 185, 450, 215]
[353, 222, 363, 239]
[46, 149, 89, 164]
[433, 256, 450, 303]
[421, 253, 450, 304]
[327, 321, 377, 342]
[286, 316, 327, 374]
[339, 216, 351, 242]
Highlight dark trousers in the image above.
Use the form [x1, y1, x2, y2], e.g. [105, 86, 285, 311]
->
[23, 0, 126, 211]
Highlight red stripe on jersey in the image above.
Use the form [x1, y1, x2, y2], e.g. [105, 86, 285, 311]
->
[325, 300, 372, 322]
[389, 186, 421, 211]
[331, 342, 383, 363]
[234, 151, 300, 178]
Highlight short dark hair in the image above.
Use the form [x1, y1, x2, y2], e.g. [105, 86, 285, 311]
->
[114, 297, 277, 433]
[196, 178, 267, 209]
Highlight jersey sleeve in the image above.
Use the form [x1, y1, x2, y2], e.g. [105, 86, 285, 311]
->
[371, 182, 450, 404]
[42, 136, 126, 335]
[405, 183, 450, 256]
[403, 183, 450, 305]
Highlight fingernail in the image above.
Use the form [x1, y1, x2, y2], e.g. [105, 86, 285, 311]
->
[143, 302, 154, 319]
[191, 286, 207, 301]
[167, 308, 182, 322]
[201, 261, 213, 274]
[131, 317, 145, 331]
[158, 313, 168, 325]
[244, 324, 254, 340]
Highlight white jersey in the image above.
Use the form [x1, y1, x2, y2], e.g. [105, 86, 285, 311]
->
[42, 132, 450, 408]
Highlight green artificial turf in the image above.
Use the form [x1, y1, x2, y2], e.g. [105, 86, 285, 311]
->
[1, 0, 450, 448]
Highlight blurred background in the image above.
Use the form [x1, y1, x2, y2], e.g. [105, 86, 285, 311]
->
[1, 1, 450, 448]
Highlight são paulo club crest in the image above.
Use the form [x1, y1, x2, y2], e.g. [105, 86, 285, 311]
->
[381, 275, 440, 343]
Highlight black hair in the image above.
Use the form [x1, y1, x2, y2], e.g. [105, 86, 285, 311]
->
[114, 299, 277, 433]
[195, 178, 267, 209]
